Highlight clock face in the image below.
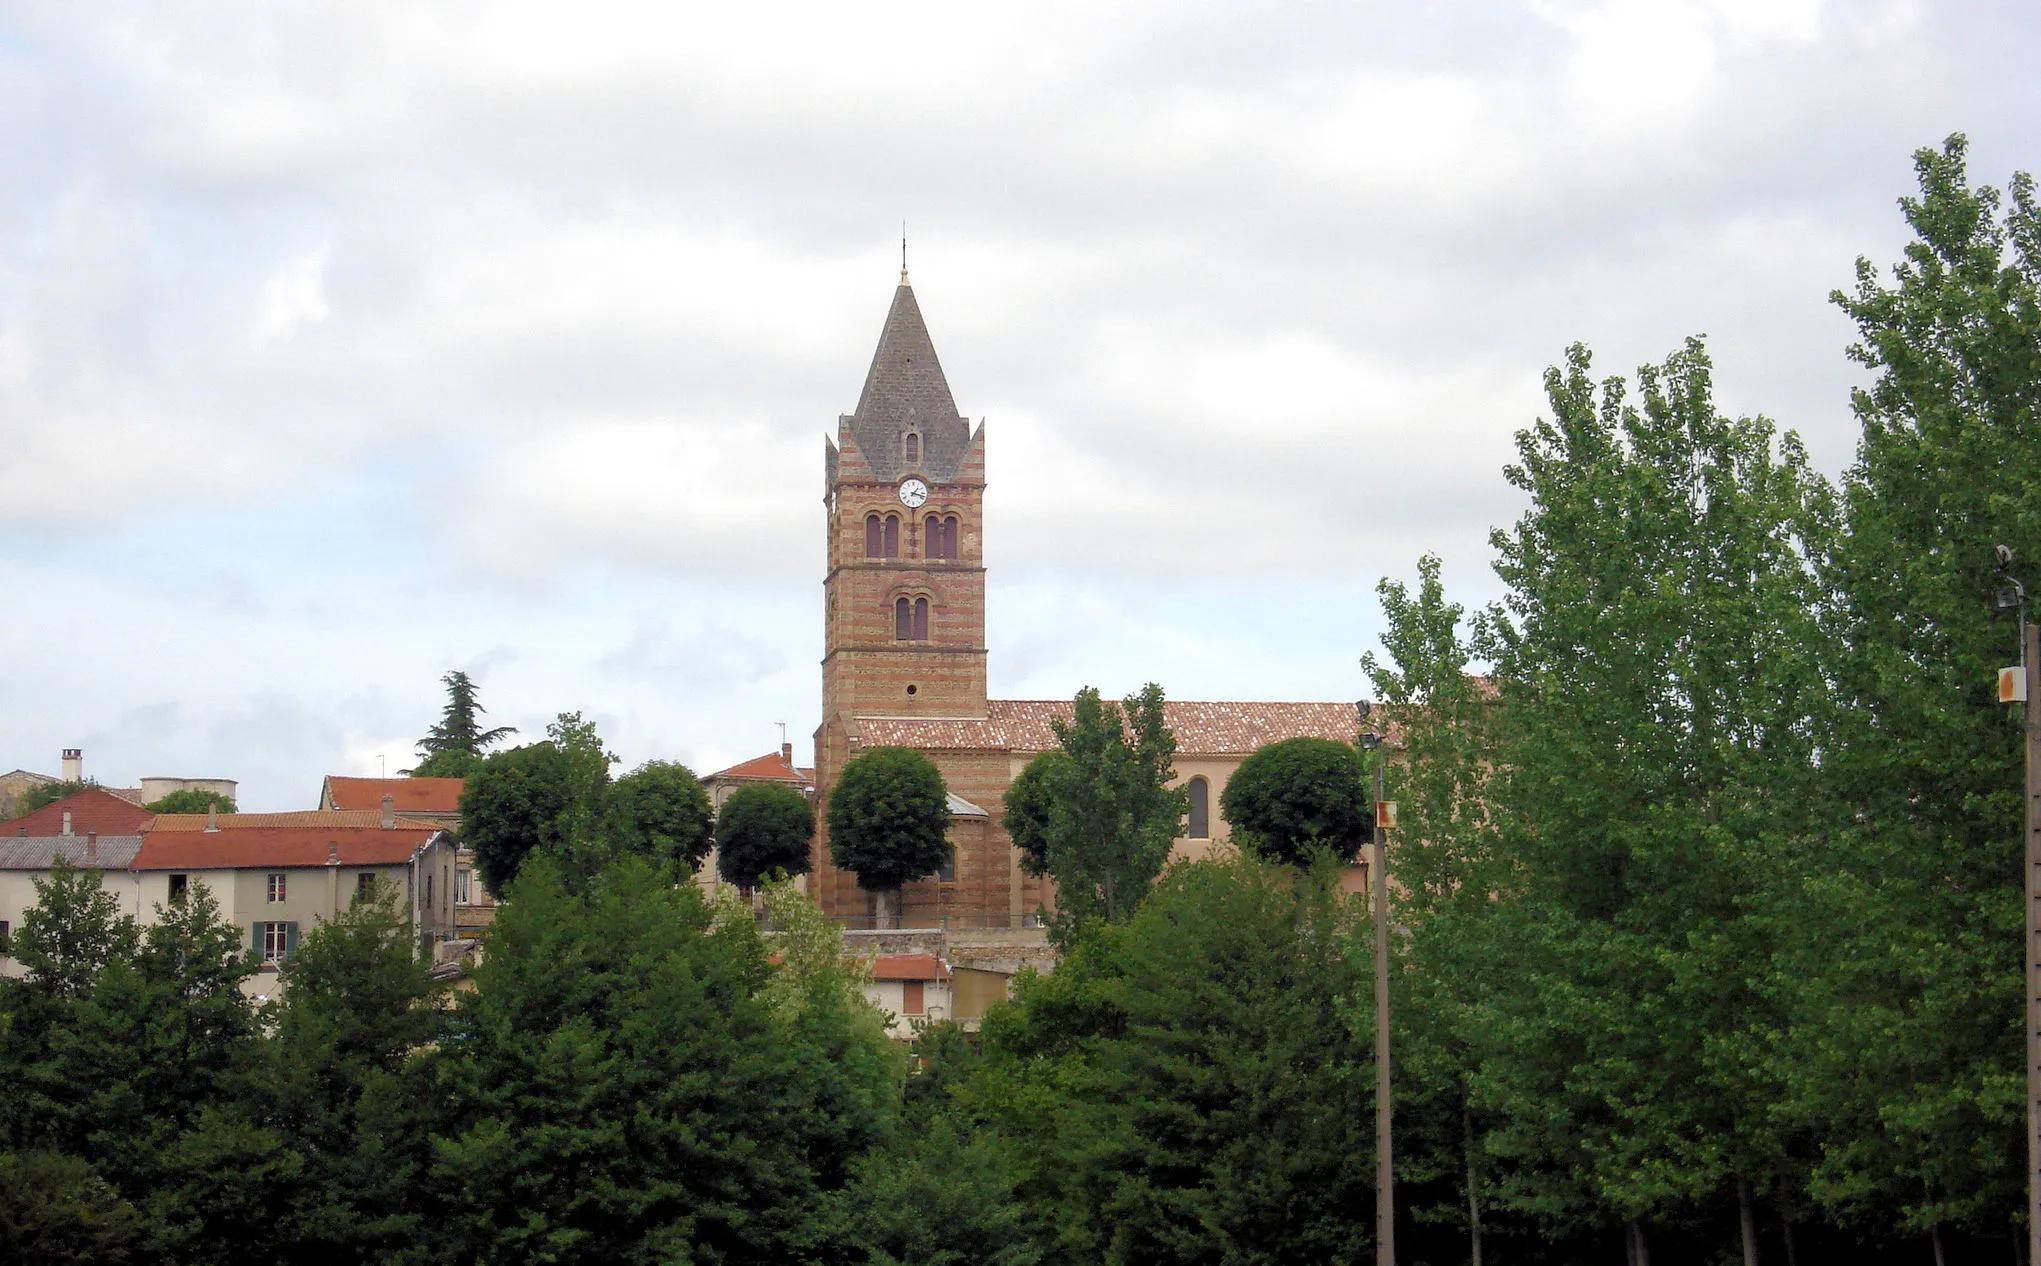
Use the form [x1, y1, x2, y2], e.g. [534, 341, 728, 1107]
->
[898, 478, 930, 508]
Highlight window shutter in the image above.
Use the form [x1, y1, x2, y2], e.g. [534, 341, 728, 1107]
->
[285, 922, 299, 961]
[251, 923, 263, 955]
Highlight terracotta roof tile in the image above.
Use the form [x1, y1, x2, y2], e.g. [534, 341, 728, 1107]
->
[855, 699, 1372, 756]
[0, 788, 154, 838]
[707, 750, 814, 786]
[148, 810, 444, 831]
[866, 953, 950, 981]
[322, 776, 465, 813]
[132, 826, 439, 870]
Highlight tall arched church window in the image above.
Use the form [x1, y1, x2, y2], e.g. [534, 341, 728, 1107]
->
[1187, 776, 1210, 839]
[865, 514, 882, 557]
[913, 597, 929, 640]
[905, 432, 921, 465]
[895, 597, 913, 640]
[883, 514, 900, 557]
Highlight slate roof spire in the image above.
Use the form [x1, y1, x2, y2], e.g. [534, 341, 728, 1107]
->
[846, 276, 971, 484]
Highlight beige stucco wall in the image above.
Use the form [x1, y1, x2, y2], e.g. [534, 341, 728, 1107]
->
[864, 976, 954, 1039]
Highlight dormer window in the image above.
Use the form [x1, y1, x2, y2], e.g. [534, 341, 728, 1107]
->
[904, 432, 921, 465]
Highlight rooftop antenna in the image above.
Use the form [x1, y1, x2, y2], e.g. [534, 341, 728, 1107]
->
[777, 721, 788, 748]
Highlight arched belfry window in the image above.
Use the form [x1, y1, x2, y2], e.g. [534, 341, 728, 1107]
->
[904, 432, 921, 465]
[893, 596, 931, 641]
[865, 514, 882, 557]
[883, 514, 900, 557]
[925, 514, 960, 560]
[1187, 777, 1210, 839]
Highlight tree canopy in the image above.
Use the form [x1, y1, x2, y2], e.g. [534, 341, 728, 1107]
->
[412, 670, 517, 770]
[606, 760, 714, 871]
[999, 685, 1184, 926]
[142, 788, 237, 816]
[1219, 736, 1369, 866]
[715, 782, 816, 891]
[827, 747, 952, 898]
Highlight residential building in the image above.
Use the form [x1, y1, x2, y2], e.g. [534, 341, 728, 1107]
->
[0, 808, 459, 998]
[316, 776, 494, 933]
[0, 833, 143, 968]
[812, 273, 1371, 930]
[864, 952, 952, 1039]
[0, 770, 56, 820]
[0, 787, 154, 839]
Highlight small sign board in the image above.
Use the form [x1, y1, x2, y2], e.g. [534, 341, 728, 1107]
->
[1375, 801, 1399, 830]
[2002, 667, 2029, 704]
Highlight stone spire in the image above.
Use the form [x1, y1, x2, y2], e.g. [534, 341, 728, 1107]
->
[846, 279, 971, 484]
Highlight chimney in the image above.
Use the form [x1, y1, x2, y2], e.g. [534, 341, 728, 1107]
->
[61, 748, 81, 782]
[205, 805, 219, 833]
[328, 839, 340, 866]
[380, 793, 396, 829]
[782, 742, 793, 766]
[84, 832, 98, 866]
[61, 809, 73, 836]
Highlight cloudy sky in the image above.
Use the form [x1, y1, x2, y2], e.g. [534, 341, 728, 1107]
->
[0, 1, 2034, 808]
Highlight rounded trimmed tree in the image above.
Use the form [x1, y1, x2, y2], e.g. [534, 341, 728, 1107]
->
[715, 783, 816, 892]
[1000, 749, 1066, 878]
[461, 742, 579, 894]
[607, 760, 714, 872]
[1220, 736, 1369, 866]
[826, 747, 950, 928]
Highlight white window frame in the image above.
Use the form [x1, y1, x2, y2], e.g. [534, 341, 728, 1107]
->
[259, 921, 290, 965]
[267, 872, 287, 903]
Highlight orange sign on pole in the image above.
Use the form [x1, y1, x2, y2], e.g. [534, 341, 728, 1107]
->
[1375, 801, 1398, 830]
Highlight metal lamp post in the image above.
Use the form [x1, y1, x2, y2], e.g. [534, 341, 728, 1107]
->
[1995, 546, 2041, 1266]
[1357, 702, 1394, 1266]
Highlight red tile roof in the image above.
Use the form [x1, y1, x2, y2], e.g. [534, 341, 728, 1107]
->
[0, 788, 154, 839]
[132, 826, 439, 870]
[867, 953, 950, 981]
[854, 699, 1373, 756]
[322, 776, 465, 813]
[707, 749, 814, 785]
[149, 810, 443, 831]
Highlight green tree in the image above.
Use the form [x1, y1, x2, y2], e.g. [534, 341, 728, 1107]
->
[607, 760, 714, 872]
[827, 746, 951, 927]
[965, 853, 1371, 1264]
[8, 859, 136, 1002]
[407, 748, 481, 779]
[1774, 134, 2041, 1243]
[434, 856, 896, 1263]
[1219, 736, 1368, 866]
[714, 782, 815, 891]
[836, 1116, 1042, 1266]
[414, 669, 518, 768]
[142, 788, 236, 815]
[0, 1150, 143, 1265]
[1000, 750, 1066, 878]
[1000, 685, 1184, 926]
[460, 742, 578, 894]
[1462, 337, 1833, 1254]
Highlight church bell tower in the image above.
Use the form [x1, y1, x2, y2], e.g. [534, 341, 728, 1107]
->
[819, 272, 988, 728]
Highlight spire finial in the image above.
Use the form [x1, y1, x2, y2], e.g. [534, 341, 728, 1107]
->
[900, 222, 909, 285]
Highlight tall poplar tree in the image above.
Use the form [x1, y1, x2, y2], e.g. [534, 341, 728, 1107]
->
[1775, 134, 2041, 1243]
[1465, 338, 1833, 1254]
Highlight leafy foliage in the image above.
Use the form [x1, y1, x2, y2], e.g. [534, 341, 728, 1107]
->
[414, 669, 517, 765]
[142, 788, 237, 815]
[827, 746, 952, 894]
[1219, 736, 1368, 865]
[459, 741, 581, 895]
[715, 782, 815, 890]
[1000, 685, 1185, 926]
[606, 759, 714, 871]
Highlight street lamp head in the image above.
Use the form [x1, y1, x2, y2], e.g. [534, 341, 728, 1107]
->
[1354, 700, 1372, 724]
[1358, 732, 1384, 750]
[1997, 543, 2015, 569]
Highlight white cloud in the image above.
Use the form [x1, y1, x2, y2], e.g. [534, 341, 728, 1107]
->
[0, 0, 2029, 803]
